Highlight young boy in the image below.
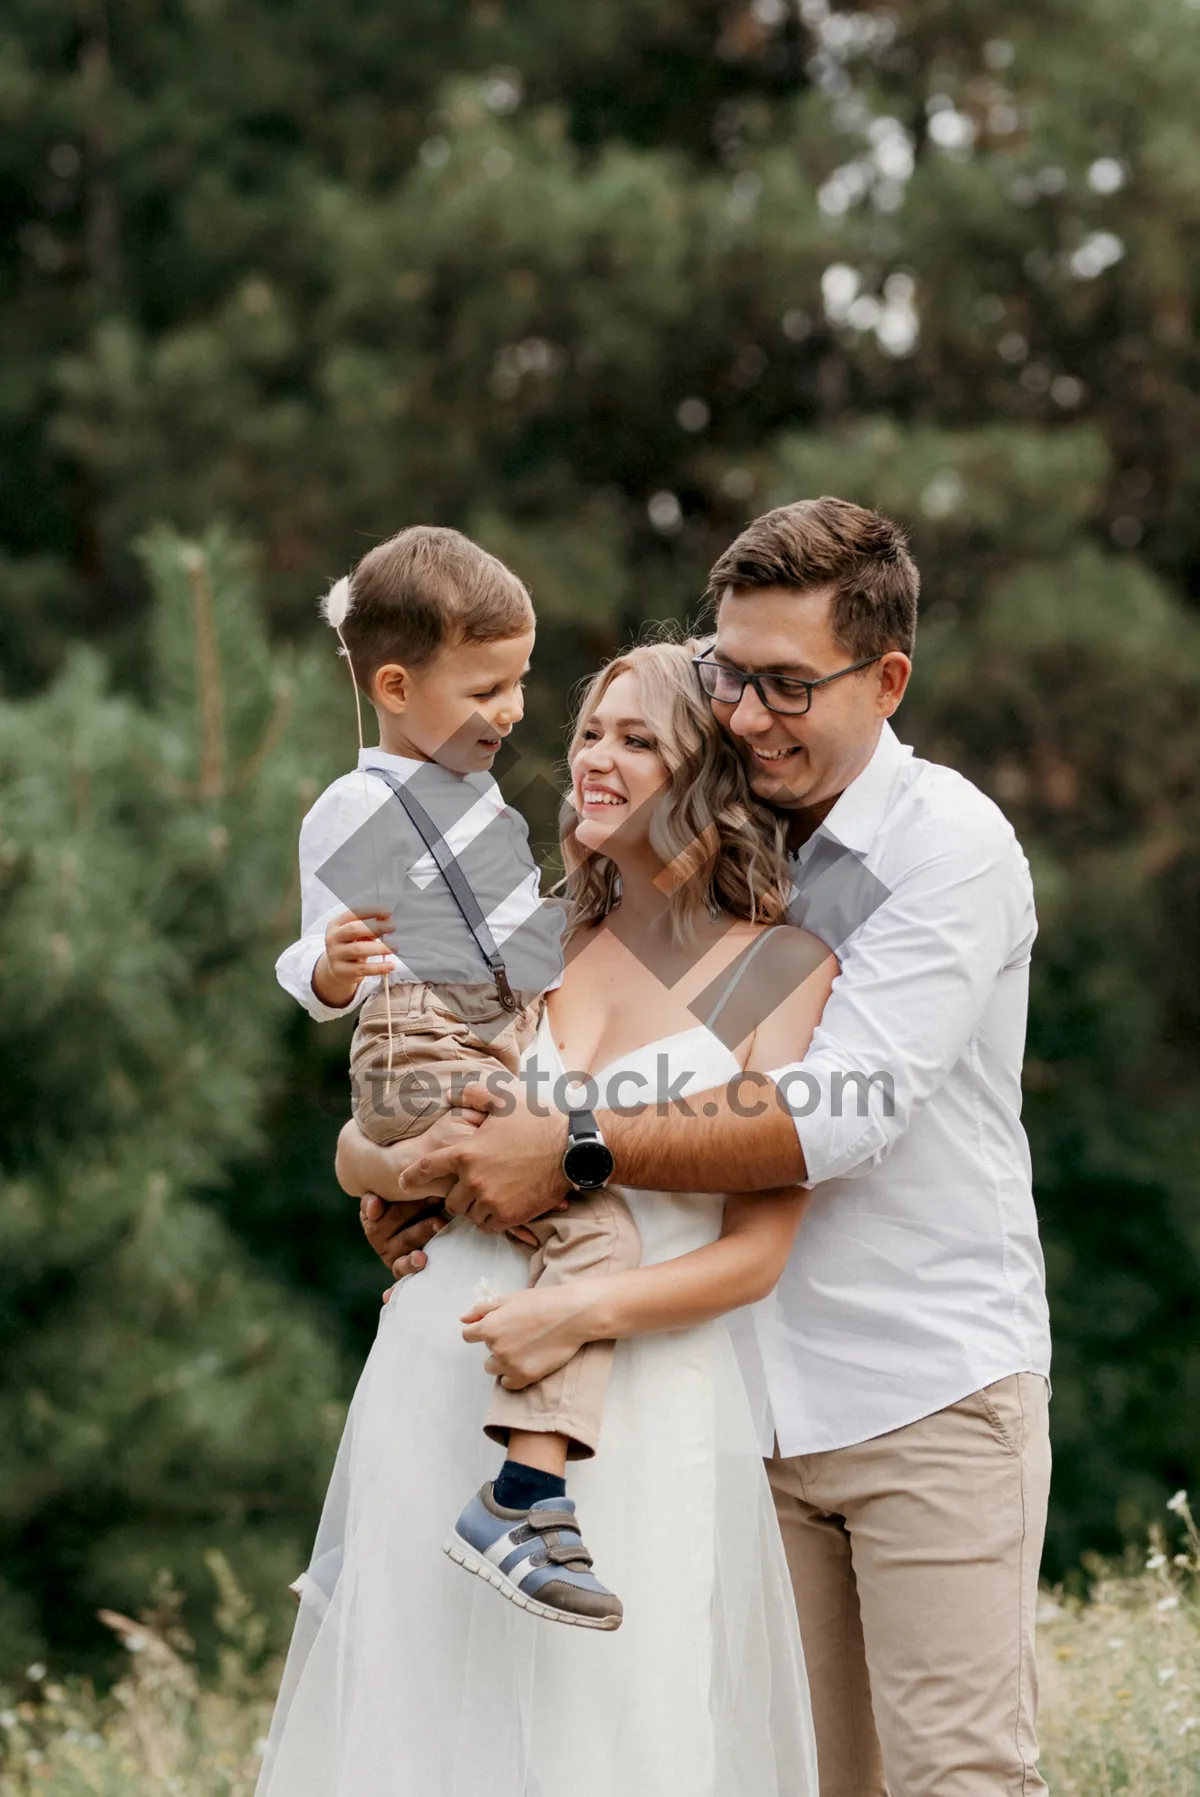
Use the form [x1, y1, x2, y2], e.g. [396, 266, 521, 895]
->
[276, 526, 637, 1630]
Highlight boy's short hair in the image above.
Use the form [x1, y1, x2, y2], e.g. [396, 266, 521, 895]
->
[705, 497, 919, 660]
[339, 527, 533, 696]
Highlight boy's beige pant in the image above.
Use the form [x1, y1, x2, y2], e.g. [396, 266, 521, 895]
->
[768, 1372, 1051, 1797]
[352, 985, 641, 1460]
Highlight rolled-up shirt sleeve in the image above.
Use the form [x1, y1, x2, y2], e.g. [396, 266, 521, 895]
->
[769, 810, 1036, 1187]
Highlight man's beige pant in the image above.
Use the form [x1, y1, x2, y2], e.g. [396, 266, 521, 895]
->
[768, 1374, 1051, 1797]
[352, 984, 641, 1460]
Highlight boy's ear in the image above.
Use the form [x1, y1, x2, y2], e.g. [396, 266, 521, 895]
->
[373, 663, 410, 714]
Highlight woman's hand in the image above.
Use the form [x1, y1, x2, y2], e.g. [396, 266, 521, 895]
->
[461, 1285, 591, 1390]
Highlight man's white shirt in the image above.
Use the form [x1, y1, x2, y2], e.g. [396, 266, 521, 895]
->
[760, 723, 1051, 1455]
[275, 747, 559, 1022]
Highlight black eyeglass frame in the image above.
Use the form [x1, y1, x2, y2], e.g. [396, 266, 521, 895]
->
[692, 649, 885, 716]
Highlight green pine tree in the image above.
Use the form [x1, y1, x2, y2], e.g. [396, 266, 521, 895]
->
[2, 0, 1199, 1632]
[0, 526, 352, 1669]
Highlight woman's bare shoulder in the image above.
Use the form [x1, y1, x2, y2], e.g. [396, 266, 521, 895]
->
[722, 917, 832, 975]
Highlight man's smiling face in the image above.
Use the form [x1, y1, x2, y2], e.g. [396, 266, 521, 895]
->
[710, 583, 910, 823]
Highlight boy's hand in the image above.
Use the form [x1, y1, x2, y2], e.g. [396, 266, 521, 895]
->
[312, 909, 396, 1009]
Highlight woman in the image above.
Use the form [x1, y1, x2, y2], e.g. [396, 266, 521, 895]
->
[257, 642, 836, 1797]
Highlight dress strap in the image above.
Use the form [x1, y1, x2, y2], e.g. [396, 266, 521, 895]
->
[689, 925, 829, 1052]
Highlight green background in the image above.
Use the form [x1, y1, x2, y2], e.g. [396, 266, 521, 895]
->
[2, 0, 1199, 1672]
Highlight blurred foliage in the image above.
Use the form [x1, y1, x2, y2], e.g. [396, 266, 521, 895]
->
[1, 0, 1199, 1669]
[0, 528, 356, 1669]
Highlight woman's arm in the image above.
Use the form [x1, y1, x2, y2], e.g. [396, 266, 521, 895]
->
[337, 1109, 492, 1200]
[462, 929, 833, 1385]
[462, 1187, 806, 1386]
[339, 1111, 545, 1280]
[336, 1118, 414, 1201]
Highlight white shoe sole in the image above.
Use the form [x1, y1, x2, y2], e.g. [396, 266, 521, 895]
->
[443, 1534, 622, 1630]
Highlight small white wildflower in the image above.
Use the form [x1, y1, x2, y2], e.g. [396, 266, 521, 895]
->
[1147, 1552, 1167, 1570]
[1106, 1638, 1126, 1650]
[1158, 1665, 1177, 1683]
[1036, 1600, 1063, 1624]
[0, 1711, 16, 1729]
[125, 1630, 149, 1652]
[472, 1276, 501, 1307]
[1180, 1717, 1199, 1735]
[1174, 1554, 1192, 1568]
[24, 1663, 46, 1682]
[1166, 1489, 1188, 1514]
[1157, 1594, 1180, 1612]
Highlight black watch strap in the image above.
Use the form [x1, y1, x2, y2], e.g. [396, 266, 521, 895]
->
[567, 1106, 602, 1141]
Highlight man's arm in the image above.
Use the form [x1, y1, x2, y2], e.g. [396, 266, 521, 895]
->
[397, 930, 834, 1232]
[606, 809, 1031, 1193]
[396, 810, 1029, 1230]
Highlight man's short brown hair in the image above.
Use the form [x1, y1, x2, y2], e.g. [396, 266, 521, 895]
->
[340, 526, 533, 695]
[705, 497, 919, 660]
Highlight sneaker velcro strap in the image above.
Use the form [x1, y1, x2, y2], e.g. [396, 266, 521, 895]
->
[545, 1543, 594, 1570]
[527, 1510, 580, 1536]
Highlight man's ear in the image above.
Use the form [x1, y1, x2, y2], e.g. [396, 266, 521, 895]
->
[373, 662, 410, 715]
[877, 652, 912, 717]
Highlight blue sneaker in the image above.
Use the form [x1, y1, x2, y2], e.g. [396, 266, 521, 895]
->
[445, 1484, 623, 1630]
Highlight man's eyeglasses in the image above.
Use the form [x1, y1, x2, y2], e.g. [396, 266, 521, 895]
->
[692, 649, 884, 717]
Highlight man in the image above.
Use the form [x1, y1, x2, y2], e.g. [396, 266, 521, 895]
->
[358, 497, 1052, 1797]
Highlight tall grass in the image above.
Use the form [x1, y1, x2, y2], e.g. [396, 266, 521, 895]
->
[2, 1504, 1198, 1794]
[1038, 1492, 1200, 1793]
[0, 1555, 274, 1797]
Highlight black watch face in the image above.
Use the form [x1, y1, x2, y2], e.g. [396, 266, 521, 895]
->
[564, 1138, 615, 1189]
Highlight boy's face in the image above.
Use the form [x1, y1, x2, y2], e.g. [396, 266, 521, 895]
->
[373, 628, 536, 775]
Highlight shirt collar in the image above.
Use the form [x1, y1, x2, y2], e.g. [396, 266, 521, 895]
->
[357, 746, 426, 780]
[798, 723, 911, 859]
[356, 746, 501, 803]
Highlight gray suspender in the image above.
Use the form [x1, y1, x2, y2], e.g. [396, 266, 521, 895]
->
[364, 766, 519, 1013]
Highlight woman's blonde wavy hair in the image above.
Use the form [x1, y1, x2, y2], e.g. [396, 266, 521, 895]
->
[560, 638, 793, 942]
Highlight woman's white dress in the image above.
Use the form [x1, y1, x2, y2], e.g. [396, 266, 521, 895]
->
[257, 1019, 817, 1797]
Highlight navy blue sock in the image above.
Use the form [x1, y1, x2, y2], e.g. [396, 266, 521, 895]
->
[493, 1459, 567, 1512]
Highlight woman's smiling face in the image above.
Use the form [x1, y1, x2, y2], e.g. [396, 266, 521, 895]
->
[569, 669, 670, 860]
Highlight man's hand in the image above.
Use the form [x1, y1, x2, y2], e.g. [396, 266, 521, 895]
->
[312, 908, 396, 1009]
[360, 1191, 448, 1280]
[351, 1106, 490, 1278]
[398, 1078, 572, 1232]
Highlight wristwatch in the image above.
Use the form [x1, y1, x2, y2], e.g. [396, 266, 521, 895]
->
[561, 1108, 615, 1192]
